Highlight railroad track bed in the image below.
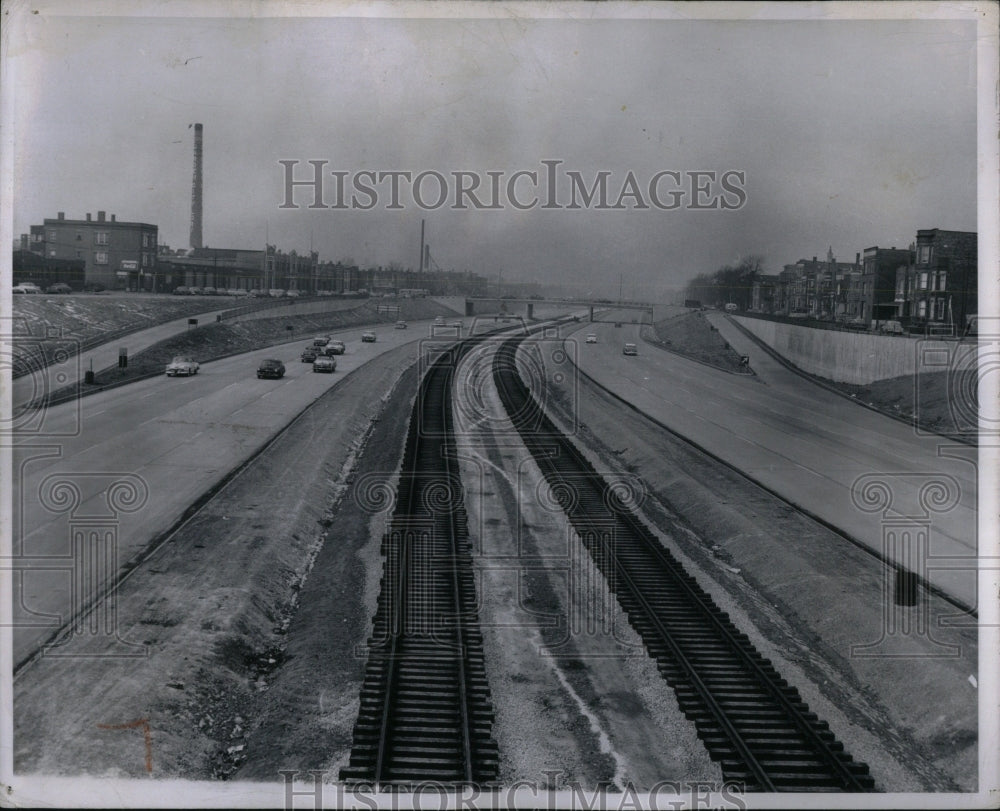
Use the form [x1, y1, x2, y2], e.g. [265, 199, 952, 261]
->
[491, 337, 875, 792]
[341, 345, 499, 786]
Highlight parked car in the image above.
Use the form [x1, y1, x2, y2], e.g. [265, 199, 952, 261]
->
[201, 286, 217, 296]
[285, 289, 301, 298]
[13, 283, 42, 294]
[361, 331, 376, 343]
[586, 334, 598, 344]
[312, 336, 331, 347]
[257, 359, 285, 379]
[325, 340, 346, 355]
[248, 289, 267, 297]
[165, 355, 199, 376]
[623, 343, 638, 356]
[173, 286, 190, 295]
[879, 320, 905, 335]
[46, 283, 73, 294]
[312, 356, 337, 373]
[188, 286, 203, 295]
[301, 347, 319, 362]
[268, 289, 286, 298]
[395, 320, 407, 329]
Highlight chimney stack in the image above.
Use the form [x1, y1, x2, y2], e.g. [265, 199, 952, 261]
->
[97, 211, 106, 222]
[86, 213, 92, 222]
[57, 212, 65, 220]
[190, 123, 203, 250]
[111, 214, 116, 222]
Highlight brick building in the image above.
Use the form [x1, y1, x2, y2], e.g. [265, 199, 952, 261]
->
[861, 246, 913, 325]
[906, 229, 977, 332]
[28, 211, 158, 291]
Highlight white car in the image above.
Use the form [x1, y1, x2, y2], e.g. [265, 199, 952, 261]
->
[623, 343, 638, 356]
[586, 334, 598, 344]
[165, 355, 200, 376]
[13, 283, 42, 294]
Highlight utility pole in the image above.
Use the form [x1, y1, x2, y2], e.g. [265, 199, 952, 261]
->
[619, 272, 623, 303]
[418, 219, 425, 274]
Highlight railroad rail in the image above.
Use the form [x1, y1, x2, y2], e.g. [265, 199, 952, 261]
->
[492, 336, 875, 792]
[341, 342, 499, 786]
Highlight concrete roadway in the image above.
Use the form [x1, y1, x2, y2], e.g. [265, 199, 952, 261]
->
[566, 311, 979, 612]
[8, 318, 456, 667]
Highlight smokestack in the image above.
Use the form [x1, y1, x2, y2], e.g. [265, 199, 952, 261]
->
[98, 211, 106, 222]
[190, 123, 203, 250]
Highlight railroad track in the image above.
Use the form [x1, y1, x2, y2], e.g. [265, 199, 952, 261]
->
[492, 336, 875, 792]
[341, 342, 498, 786]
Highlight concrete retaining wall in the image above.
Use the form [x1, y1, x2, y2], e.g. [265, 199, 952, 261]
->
[732, 315, 924, 384]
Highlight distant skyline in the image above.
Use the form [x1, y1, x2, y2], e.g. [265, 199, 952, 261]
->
[6, 5, 985, 300]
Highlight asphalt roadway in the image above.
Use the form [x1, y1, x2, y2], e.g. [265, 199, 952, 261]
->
[567, 311, 979, 613]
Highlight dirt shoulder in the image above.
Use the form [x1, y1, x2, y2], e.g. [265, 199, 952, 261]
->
[647, 308, 749, 374]
[13, 342, 420, 780]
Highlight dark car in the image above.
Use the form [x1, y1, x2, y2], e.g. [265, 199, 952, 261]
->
[46, 283, 73, 294]
[257, 359, 285, 379]
[301, 347, 319, 362]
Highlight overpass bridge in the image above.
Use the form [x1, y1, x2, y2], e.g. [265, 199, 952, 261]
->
[465, 297, 654, 323]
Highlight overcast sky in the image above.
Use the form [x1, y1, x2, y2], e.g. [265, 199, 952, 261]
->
[8, 7, 981, 299]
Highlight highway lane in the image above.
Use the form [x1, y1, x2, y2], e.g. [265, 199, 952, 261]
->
[565, 312, 978, 610]
[8, 318, 456, 666]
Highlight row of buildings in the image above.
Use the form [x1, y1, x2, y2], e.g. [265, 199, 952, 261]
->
[749, 228, 977, 333]
[15, 211, 495, 297]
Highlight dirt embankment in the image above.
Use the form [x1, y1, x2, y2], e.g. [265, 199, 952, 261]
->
[819, 371, 974, 440]
[10, 294, 235, 375]
[647, 309, 749, 373]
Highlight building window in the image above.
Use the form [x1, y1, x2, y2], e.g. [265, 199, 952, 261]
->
[143, 234, 150, 248]
[76, 251, 82, 259]
[918, 272, 929, 290]
[918, 245, 931, 264]
[94, 252, 108, 265]
[937, 272, 947, 291]
[95, 232, 108, 245]
[48, 250, 56, 257]
[918, 299, 927, 317]
[142, 253, 150, 267]
[76, 232, 83, 241]
[48, 230, 57, 241]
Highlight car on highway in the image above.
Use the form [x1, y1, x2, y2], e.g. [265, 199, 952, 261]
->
[312, 356, 337, 373]
[257, 359, 285, 379]
[395, 320, 407, 329]
[361, 331, 376, 343]
[301, 347, 319, 362]
[325, 340, 346, 356]
[623, 343, 638, 356]
[46, 283, 73, 294]
[165, 355, 200, 376]
[312, 335, 331, 347]
[585, 334, 598, 344]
